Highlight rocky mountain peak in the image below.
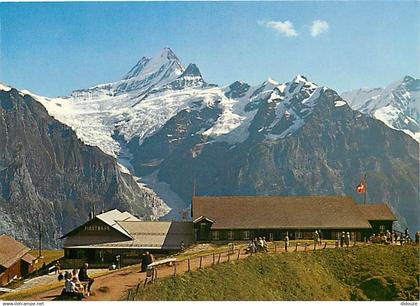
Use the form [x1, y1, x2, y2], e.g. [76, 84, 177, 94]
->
[225, 81, 251, 99]
[182, 63, 202, 77]
[122, 56, 151, 80]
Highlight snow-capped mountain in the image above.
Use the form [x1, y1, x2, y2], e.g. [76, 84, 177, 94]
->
[34, 48, 328, 159]
[341, 76, 420, 141]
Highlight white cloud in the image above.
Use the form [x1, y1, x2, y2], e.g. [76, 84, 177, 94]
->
[260, 20, 298, 37]
[310, 20, 329, 37]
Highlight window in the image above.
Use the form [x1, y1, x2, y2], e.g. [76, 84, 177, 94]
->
[269, 232, 274, 241]
[243, 230, 250, 240]
[212, 231, 219, 241]
[379, 225, 385, 233]
[295, 231, 303, 239]
[228, 230, 234, 240]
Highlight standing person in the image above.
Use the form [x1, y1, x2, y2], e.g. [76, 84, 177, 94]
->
[284, 232, 290, 252]
[140, 253, 148, 272]
[78, 263, 94, 294]
[257, 237, 264, 252]
[262, 237, 268, 252]
[145, 251, 154, 268]
[346, 232, 351, 247]
[340, 232, 345, 247]
[318, 230, 323, 245]
[313, 230, 319, 248]
[55, 260, 61, 275]
[115, 255, 121, 269]
[180, 241, 185, 252]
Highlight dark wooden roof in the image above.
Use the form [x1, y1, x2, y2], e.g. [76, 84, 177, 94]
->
[0, 235, 34, 268]
[358, 204, 397, 221]
[192, 196, 373, 230]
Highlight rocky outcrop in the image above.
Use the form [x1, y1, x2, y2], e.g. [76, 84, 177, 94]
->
[0, 88, 154, 248]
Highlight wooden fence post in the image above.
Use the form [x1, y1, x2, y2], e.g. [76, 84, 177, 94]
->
[212, 253, 215, 266]
[217, 253, 221, 264]
[227, 253, 230, 262]
[274, 243, 277, 253]
[304, 243, 307, 251]
[173, 262, 177, 276]
[323, 242, 327, 249]
[237, 249, 240, 260]
[187, 258, 190, 272]
[199, 256, 203, 269]
[294, 243, 298, 252]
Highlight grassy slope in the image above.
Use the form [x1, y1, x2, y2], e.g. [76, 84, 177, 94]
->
[133, 245, 419, 301]
[29, 250, 64, 271]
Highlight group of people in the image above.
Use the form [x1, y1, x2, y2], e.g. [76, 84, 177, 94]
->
[58, 263, 94, 298]
[246, 237, 269, 253]
[369, 228, 413, 245]
[338, 232, 352, 247]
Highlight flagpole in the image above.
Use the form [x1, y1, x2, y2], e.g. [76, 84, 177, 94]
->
[363, 173, 367, 205]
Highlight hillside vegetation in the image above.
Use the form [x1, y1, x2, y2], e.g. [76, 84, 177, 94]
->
[133, 245, 419, 301]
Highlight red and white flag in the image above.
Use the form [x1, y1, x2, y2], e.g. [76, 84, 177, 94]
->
[357, 182, 366, 193]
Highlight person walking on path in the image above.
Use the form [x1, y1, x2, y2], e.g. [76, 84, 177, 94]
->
[78, 263, 94, 294]
[284, 232, 290, 252]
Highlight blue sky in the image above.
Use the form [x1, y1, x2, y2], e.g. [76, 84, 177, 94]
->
[0, 1, 418, 97]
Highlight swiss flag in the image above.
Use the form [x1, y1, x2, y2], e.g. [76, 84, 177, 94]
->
[357, 182, 366, 193]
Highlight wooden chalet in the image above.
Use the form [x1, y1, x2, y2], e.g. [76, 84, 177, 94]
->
[191, 196, 397, 242]
[0, 235, 35, 286]
[61, 209, 194, 266]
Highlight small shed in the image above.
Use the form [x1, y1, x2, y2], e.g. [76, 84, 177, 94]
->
[0, 235, 35, 286]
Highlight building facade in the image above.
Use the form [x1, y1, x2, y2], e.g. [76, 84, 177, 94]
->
[0, 235, 35, 286]
[61, 209, 194, 267]
[191, 196, 397, 242]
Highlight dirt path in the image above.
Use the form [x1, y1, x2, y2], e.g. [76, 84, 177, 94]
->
[24, 242, 357, 301]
